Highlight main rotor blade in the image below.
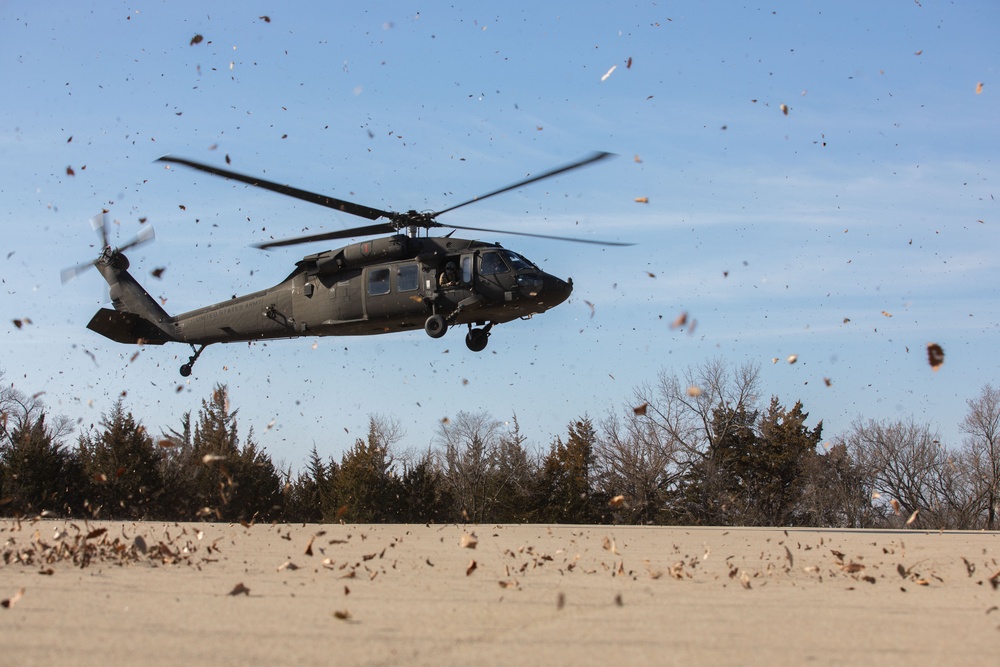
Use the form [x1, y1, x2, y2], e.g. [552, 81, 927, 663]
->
[434, 222, 634, 247]
[157, 155, 393, 222]
[433, 151, 615, 217]
[253, 223, 399, 249]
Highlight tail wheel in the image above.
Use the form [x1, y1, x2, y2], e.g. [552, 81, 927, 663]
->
[465, 328, 489, 352]
[178, 344, 207, 376]
[424, 314, 447, 339]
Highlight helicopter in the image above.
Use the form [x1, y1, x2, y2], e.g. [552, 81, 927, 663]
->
[62, 152, 630, 377]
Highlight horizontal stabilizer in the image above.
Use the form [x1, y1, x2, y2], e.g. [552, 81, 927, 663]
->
[87, 308, 173, 345]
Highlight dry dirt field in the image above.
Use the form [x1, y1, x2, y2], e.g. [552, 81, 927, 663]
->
[2, 520, 998, 666]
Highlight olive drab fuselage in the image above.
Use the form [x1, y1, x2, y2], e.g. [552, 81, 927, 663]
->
[86, 234, 573, 374]
[173, 234, 571, 341]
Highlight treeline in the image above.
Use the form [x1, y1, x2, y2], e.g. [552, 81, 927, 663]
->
[1, 360, 998, 529]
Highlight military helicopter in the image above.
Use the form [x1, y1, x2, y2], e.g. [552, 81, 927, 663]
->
[62, 152, 629, 377]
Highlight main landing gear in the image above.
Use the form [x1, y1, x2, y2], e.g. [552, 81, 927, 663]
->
[179, 344, 207, 377]
[424, 314, 447, 339]
[422, 315, 493, 352]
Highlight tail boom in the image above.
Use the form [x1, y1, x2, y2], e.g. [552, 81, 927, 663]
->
[87, 308, 175, 345]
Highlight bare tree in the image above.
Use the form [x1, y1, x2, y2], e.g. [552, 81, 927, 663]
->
[594, 410, 680, 524]
[1, 374, 74, 446]
[959, 384, 1000, 529]
[844, 418, 976, 529]
[437, 411, 532, 522]
[622, 359, 761, 523]
[492, 417, 535, 521]
[0, 374, 81, 516]
[639, 359, 761, 463]
[798, 443, 877, 528]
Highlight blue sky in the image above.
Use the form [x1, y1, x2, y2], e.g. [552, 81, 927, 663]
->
[2, 1, 998, 469]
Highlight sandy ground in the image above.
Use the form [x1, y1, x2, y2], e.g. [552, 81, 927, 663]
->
[1, 520, 998, 666]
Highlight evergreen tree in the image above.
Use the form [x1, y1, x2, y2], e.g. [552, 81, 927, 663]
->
[157, 411, 196, 518]
[677, 399, 822, 526]
[283, 445, 334, 523]
[532, 418, 602, 523]
[333, 417, 402, 522]
[398, 450, 453, 523]
[186, 385, 283, 521]
[752, 399, 823, 525]
[1, 412, 84, 516]
[78, 400, 164, 519]
[227, 434, 284, 521]
[675, 402, 758, 525]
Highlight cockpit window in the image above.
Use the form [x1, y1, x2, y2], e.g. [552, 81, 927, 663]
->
[480, 251, 510, 276]
[502, 250, 535, 271]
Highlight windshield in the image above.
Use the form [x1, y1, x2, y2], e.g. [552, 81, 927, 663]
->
[502, 250, 536, 271]
[480, 252, 509, 275]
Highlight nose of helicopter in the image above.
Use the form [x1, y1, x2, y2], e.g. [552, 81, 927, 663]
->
[518, 271, 573, 312]
[542, 273, 573, 309]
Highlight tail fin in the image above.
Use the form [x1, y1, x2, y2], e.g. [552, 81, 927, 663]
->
[95, 258, 178, 343]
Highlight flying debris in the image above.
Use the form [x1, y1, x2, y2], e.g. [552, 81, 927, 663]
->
[926, 343, 944, 371]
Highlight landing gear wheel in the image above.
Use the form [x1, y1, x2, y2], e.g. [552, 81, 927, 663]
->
[465, 327, 490, 352]
[424, 314, 447, 339]
[179, 344, 207, 377]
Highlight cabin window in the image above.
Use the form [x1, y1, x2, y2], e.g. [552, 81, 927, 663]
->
[397, 264, 419, 292]
[368, 267, 391, 296]
[461, 256, 473, 283]
[480, 251, 510, 276]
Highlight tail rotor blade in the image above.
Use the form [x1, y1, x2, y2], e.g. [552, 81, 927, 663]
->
[63, 212, 109, 282]
[60, 259, 96, 284]
[118, 225, 155, 253]
[62, 214, 156, 288]
[90, 212, 109, 248]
